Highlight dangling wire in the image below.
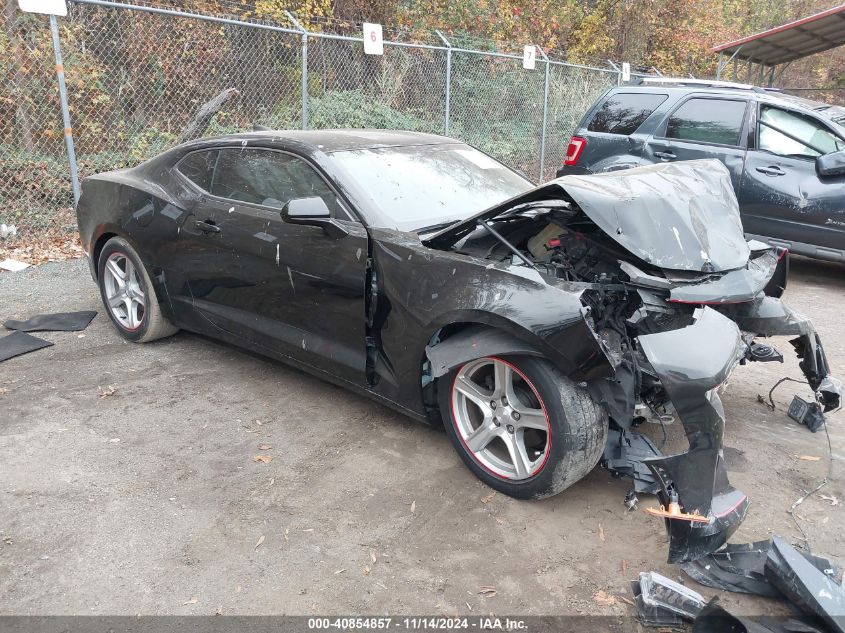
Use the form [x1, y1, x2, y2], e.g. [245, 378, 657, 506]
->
[761, 375, 838, 554]
[758, 376, 806, 411]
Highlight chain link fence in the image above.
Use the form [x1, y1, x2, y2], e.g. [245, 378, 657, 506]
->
[0, 0, 621, 238]
[2, 4, 71, 233]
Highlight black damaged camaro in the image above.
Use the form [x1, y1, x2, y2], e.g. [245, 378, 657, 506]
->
[76, 130, 841, 563]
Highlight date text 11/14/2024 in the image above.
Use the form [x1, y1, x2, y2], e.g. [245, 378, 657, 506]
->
[307, 617, 528, 630]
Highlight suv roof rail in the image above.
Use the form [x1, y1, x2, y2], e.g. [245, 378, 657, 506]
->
[633, 77, 783, 93]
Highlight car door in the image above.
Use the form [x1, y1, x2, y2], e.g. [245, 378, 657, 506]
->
[169, 146, 369, 384]
[646, 96, 750, 190]
[739, 104, 845, 254]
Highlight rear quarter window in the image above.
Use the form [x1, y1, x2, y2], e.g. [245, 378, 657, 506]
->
[586, 93, 668, 135]
[664, 98, 747, 146]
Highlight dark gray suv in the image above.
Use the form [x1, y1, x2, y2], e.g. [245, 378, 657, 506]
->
[558, 79, 845, 262]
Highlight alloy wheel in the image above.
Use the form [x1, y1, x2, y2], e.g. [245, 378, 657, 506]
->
[451, 357, 551, 480]
[103, 252, 146, 331]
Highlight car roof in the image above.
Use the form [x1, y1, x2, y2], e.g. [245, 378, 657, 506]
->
[612, 81, 845, 126]
[181, 129, 457, 154]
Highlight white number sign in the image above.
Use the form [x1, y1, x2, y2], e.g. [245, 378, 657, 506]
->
[523, 45, 536, 70]
[622, 62, 631, 82]
[363, 22, 384, 56]
[18, 0, 67, 16]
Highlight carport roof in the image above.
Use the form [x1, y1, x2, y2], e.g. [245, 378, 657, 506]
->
[712, 4, 845, 66]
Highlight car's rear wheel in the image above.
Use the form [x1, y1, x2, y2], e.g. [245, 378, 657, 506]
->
[439, 355, 607, 500]
[97, 237, 178, 343]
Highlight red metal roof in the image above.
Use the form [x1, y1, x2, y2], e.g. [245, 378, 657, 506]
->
[712, 4, 845, 65]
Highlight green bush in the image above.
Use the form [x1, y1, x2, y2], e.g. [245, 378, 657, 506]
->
[267, 89, 436, 132]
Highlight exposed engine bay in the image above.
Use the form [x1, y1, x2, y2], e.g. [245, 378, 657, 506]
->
[424, 160, 842, 563]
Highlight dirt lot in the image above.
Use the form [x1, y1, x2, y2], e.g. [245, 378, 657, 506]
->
[1, 256, 843, 620]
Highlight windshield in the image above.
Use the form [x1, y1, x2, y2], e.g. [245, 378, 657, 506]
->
[329, 143, 533, 231]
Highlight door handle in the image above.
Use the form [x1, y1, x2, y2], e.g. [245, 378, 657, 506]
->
[654, 151, 676, 160]
[195, 219, 221, 234]
[756, 165, 786, 176]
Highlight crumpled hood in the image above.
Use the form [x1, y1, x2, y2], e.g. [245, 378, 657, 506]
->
[425, 159, 750, 273]
[561, 160, 749, 272]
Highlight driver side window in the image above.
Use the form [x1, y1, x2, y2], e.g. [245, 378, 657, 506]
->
[210, 148, 347, 218]
[758, 106, 844, 158]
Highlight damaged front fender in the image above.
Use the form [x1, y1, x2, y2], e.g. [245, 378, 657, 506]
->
[425, 325, 544, 378]
[637, 307, 749, 564]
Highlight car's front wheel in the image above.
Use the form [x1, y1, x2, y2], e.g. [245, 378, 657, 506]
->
[97, 236, 178, 343]
[439, 355, 607, 500]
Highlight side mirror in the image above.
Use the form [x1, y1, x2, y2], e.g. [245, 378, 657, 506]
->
[816, 149, 845, 177]
[281, 197, 348, 238]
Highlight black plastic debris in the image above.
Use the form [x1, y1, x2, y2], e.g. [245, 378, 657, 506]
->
[602, 428, 661, 494]
[693, 597, 826, 633]
[787, 396, 826, 433]
[765, 536, 845, 633]
[0, 331, 54, 362]
[682, 539, 839, 599]
[4, 310, 97, 332]
[631, 571, 706, 626]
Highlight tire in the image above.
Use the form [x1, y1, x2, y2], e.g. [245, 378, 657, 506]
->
[97, 236, 178, 343]
[438, 355, 607, 500]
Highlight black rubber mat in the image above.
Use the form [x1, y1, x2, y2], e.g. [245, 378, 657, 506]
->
[0, 331, 54, 362]
[4, 310, 97, 332]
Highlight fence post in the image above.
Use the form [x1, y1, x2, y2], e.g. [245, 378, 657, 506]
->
[538, 48, 550, 183]
[49, 14, 81, 205]
[435, 30, 451, 135]
[606, 60, 622, 86]
[286, 11, 309, 130]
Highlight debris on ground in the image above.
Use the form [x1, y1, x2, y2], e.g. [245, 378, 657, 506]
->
[0, 224, 17, 239]
[253, 455, 272, 464]
[0, 331, 53, 362]
[765, 536, 845, 633]
[478, 585, 497, 597]
[254, 535, 265, 550]
[692, 596, 827, 633]
[98, 385, 117, 399]
[818, 494, 839, 506]
[788, 395, 827, 433]
[592, 590, 617, 606]
[679, 537, 844, 632]
[631, 571, 706, 626]
[4, 311, 97, 332]
[0, 259, 30, 272]
[0, 223, 85, 266]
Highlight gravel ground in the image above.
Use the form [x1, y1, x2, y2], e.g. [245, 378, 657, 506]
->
[0, 256, 843, 621]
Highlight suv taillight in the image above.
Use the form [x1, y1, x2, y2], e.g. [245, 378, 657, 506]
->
[564, 136, 586, 166]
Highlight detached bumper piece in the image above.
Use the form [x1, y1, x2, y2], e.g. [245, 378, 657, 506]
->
[682, 538, 844, 633]
[692, 597, 828, 633]
[765, 536, 845, 633]
[681, 539, 839, 599]
[637, 307, 749, 564]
